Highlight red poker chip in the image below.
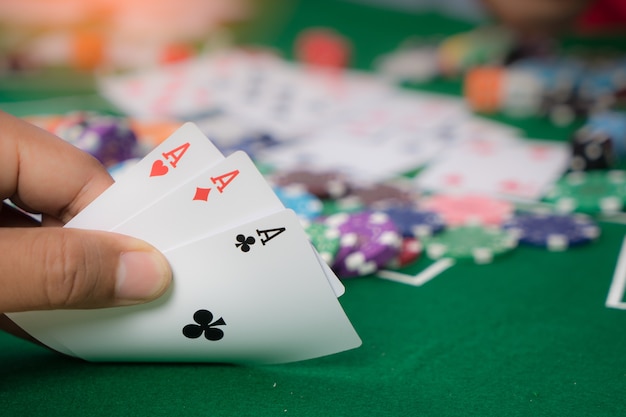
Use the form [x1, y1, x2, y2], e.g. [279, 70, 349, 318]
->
[385, 237, 422, 269]
[295, 27, 351, 69]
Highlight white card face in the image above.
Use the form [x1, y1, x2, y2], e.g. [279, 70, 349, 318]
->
[207, 56, 390, 140]
[65, 123, 225, 231]
[257, 92, 466, 184]
[98, 53, 228, 119]
[111, 151, 345, 297]
[313, 245, 345, 297]
[98, 50, 282, 120]
[414, 137, 570, 201]
[8, 210, 361, 364]
[111, 151, 283, 252]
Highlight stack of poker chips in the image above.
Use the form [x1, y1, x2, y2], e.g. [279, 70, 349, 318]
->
[267, 165, 614, 278]
[29, 112, 140, 167]
[464, 57, 626, 126]
[569, 111, 626, 171]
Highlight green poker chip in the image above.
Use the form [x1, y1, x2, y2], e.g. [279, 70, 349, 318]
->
[304, 221, 341, 265]
[422, 225, 518, 264]
[542, 170, 626, 215]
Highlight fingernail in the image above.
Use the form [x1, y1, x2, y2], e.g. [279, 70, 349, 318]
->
[116, 251, 171, 302]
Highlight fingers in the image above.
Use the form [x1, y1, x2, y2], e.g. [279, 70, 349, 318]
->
[0, 110, 114, 223]
[0, 227, 172, 313]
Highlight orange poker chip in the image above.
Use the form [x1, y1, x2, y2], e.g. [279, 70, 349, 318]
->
[295, 27, 351, 69]
[130, 119, 183, 147]
[464, 66, 504, 113]
[71, 31, 105, 71]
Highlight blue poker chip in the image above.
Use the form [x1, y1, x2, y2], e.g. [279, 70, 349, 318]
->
[273, 185, 323, 220]
[502, 212, 600, 251]
[584, 111, 626, 158]
[382, 206, 446, 238]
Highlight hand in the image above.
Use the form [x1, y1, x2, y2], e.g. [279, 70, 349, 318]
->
[0, 111, 172, 320]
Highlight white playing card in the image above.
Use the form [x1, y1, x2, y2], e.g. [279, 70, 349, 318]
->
[110, 150, 283, 252]
[98, 50, 282, 120]
[257, 91, 466, 184]
[65, 122, 225, 231]
[110, 150, 345, 297]
[414, 137, 570, 201]
[211, 57, 390, 140]
[8, 209, 361, 364]
[313, 245, 345, 297]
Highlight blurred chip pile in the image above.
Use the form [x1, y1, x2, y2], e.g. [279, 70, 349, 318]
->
[375, 26, 626, 173]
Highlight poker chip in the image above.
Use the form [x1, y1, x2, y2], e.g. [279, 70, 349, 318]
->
[422, 225, 518, 264]
[384, 237, 422, 269]
[569, 128, 615, 171]
[584, 111, 626, 160]
[295, 27, 351, 69]
[464, 66, 504, 113]
[382, 206, 446, 238]
[273, 185, 323, 220]
[500, 68, 544, 117]
[375, 44, 439, 83]
[419, 194, 514, 226]
[270, 169, 352, 199]
[337, 181, 419, 210]
[325, 211, 402, 278]
[53, 112, 138, 166]
[303, 221, 341, 265]
[542, 170, 626, 214]
[502, 212, 600, 251]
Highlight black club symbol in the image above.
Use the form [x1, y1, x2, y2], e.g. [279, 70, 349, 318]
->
[235, 234, 256, 252]
[182, 309, 226, 341]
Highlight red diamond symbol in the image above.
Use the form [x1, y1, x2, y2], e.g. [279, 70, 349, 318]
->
[193, 187, 212, 201]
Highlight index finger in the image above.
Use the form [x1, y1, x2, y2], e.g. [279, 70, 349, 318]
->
[0, 111, 114, 223]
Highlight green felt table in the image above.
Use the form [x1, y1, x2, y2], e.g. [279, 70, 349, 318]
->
[2, 1, 626, 416]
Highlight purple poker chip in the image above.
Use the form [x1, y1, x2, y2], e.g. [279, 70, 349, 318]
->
[54, 113, 138, 166]
[324, 211, 402, 278]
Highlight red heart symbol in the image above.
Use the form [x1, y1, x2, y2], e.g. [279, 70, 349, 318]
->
[150, 160, 169, 177]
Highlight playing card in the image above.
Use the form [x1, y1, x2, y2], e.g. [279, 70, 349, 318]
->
[98, 59, 211, 119]
[110, 150, 283, 251]
[65, 122, 225, 231]
[110, 150, 345, 297]
[98, 50, 282, 120]
[8, 209, 361, 364]
[210, 56, 390, 140]
[257, 91, 466, 183]
[414, 137, 570, 201]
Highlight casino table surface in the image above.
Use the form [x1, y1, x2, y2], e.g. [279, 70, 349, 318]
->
[2, 1, 626, 416]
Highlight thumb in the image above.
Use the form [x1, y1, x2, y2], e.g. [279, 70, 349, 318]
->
[0, 227, 172, 313]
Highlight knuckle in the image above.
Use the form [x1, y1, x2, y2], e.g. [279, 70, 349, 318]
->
[38, 231, 104, 308]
